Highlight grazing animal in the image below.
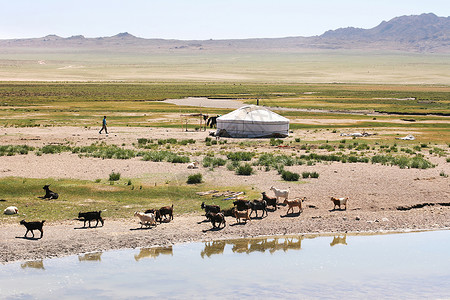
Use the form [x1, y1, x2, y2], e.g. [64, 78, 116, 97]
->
[20, 220, 45, 239]
[331, 197, 348, 210]
[78, 211, 104, 227]
[284, 197, 305, 214]
[158, 204, 174, 222]
[205, 212, 226, 228]
[233, 199, 251, 211]
[187, 161, 199, 169]
[220, 207, 236, 217]
[42, 185, 58, 200]
[4, 206, 18, 215]
[201, 202, 220, 214]
[234, 209, 251, 223]
[249, 200, 268, 218]
[134, 211, 157, 228]
[270, 186, 289, 202]
[262, 192, 277, 210]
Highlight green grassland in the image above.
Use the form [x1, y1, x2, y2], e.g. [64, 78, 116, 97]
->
[0, 81, 448, 142]
[0, 177, 257, 223]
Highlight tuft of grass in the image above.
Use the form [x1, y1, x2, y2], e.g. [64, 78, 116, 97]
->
[109, 172, 121, 181]
[187, 173, 203, 184]
[227, 151, 255, 161]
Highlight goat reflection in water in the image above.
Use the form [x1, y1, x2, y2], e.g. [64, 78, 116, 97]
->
[134, 246, 173, 261]
[78, 252, 103, 262]
[200, 237, 304, 258]
[21, 260, 45, 270]
[200, 235, 349, 258]
[330, 235, 348, 247]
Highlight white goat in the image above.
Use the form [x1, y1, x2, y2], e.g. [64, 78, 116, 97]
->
[270, 186, 289, 202]
[4, 206, 18, 215]
[187, 161, 199, 169]
[134, 212, 156, 228]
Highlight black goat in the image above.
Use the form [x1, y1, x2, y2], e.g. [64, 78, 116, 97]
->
[262, 192, 277, 210]
[42, 185, 58, 200]
[249, 200, 268, 218]
[20, 220, 45, 239]
[78, 211, 104, 228]
[205, 212, 226, 228]
[220, 207, 236, 217]
[158, 204, 174, 222]
[201, 202, 220, 214]
[233, 199, 251, 211]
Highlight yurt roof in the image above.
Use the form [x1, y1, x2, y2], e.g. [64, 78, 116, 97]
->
[217, 105, 289, 123]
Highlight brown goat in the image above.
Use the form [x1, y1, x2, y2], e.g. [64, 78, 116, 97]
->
[283, 197, 305, 214]
[234, 209, 251, 224]
[331, 197, 348, 210]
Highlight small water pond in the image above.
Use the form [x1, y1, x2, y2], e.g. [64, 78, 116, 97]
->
[1, 230, 449, 299]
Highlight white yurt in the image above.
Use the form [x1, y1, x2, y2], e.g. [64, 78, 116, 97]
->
[216, 105, 289, 138]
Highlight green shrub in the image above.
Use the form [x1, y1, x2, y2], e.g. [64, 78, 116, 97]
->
[109, 172, 121, 181]
[0, 145, 35, 156]
[270, 138, 283, 146]
[236, 163, 254, 175]
[281, 170, 300, 181]
[203, 156, 227, 168]
[302, 171, 310, 178]
[227, 151, 254, 161]
[187, 173, 202, 184]
[310, 171, 320, 178]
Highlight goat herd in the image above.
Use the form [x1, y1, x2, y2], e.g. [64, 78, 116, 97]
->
[201, 186, 348, 229]
[11, 185, 349, 239]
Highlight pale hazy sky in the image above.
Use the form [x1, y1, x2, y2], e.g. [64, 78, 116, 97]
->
[0, 0, 448, 40]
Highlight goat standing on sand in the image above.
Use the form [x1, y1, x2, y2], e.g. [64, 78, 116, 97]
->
[42, 185, 58, 200]
[20, 220, 45, 239]
[234, 209, 251, 224]
[262, 192, 277, 210]
[158, 204, 174, 222]
[134, 212, 157, 228]
[270, 186, 289, 202]
[249, 200, 268, 218]
[284, 197, 305, 214]
[331, 197, 348, 210]
[205, 212, 226, 228]
[78, 211, 104, 228]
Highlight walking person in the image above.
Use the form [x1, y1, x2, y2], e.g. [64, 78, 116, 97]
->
[99, 116, 108, 134]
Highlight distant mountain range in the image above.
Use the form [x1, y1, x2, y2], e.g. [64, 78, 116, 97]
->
[0, 13, 448, 53]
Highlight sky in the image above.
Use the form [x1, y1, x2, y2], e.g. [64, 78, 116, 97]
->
[0, 0, 448, 40]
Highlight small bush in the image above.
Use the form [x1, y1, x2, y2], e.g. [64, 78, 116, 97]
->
[236, 163, 254, 175]
[187, 173, 202, 184]
[109, 172, 121, 181]
[310, 171, 320, 178]
[270, 138, 283, 146]
[281, 170, 300, 181]
[203, 156, 227, 168]
[302, 171, 310, 178]
[227, 151, 254, 161]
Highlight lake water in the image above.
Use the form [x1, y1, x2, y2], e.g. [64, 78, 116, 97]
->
[1, 230, 449, 299]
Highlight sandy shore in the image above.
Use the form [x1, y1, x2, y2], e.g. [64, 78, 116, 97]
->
[1, 127, 449, 263]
